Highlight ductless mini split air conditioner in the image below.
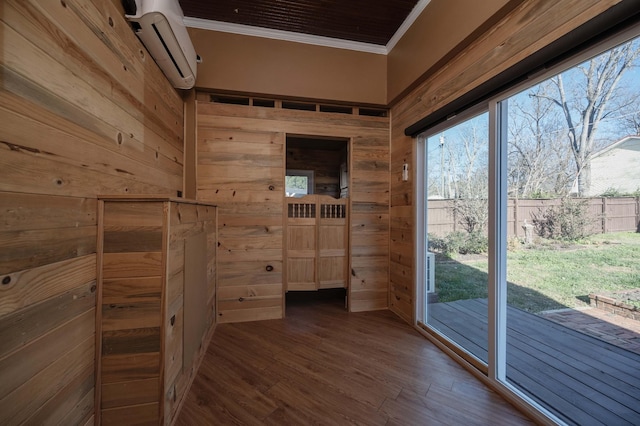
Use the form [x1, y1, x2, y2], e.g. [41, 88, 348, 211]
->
[125, 0, 198, 89]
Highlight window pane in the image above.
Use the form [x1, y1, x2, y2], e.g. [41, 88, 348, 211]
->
[421, 112, 490, 364]
[285, 170, 314, 197]
[502, 34, 640, 424]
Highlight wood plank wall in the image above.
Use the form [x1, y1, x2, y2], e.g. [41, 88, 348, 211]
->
[196, 101, 390, 321]
[100, 201, 165, 425]
[388, 0, 622, 324]
[0, 0, 184, 423]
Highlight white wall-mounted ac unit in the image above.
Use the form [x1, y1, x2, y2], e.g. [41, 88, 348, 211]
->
[126, 0, 198, 89]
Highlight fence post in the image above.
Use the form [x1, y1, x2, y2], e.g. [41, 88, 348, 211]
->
[452, 207, 457, 232]
[636, 197, 640, 233]
[602, 197, 607, 234]
[513, 198, 519, 237]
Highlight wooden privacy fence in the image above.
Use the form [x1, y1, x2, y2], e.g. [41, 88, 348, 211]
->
[427, 197, 640, 237]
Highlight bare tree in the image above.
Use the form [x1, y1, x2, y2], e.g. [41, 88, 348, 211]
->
[619, 106, 640, 136]
[535, 39, 640, 195]
[508, 84, 575, 198]
[446, 119, 490, 233]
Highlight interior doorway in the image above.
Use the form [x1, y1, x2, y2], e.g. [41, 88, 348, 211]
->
[284, 135, 350, 310]
[285, 135, 349, 198]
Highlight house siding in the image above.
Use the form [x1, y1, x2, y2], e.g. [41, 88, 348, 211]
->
[587, 137, 640, 196]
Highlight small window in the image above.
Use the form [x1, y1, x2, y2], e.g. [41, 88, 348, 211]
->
[285, 170, 314, 197]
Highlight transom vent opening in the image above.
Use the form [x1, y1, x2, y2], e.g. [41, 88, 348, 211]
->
[205, 93, 387, 117]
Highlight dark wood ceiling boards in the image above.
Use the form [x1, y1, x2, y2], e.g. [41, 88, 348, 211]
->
[179, 0, 420, 45]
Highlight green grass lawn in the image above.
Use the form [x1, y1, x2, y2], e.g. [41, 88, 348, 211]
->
[434, 231, 640, 313]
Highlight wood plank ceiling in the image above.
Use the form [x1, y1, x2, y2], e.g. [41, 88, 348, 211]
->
[178, 0, 420, 45]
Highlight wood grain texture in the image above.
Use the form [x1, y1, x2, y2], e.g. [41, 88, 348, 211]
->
[0, 309, 95, 401]
[0, 224, 96, 275]
[102, 378, 160, 409]
[285, 195, 348, 291]
[0, 336, 95, 425]
[197, 124, 285, 323]
[24, 365, 94, 426]
[97, 199, 216, 425]
[0, 282, 96, 359]
[196, 100, 390, 320]
[0, 254, 96, 317]
[1, 0, 183, 422]
[176, 298, 533, 425]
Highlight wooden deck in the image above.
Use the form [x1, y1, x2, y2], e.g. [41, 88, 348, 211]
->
[176, 296, 532, 425]
[429, 298, 640, 426]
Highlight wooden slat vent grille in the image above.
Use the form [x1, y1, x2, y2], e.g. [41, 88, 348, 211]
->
[288, 202, 316, 218]
[320, 203, 346, 219]
[203, 93, 387, 117]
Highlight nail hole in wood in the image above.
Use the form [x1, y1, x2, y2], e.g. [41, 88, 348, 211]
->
[2, 276, 11, 285]
[268, 185, 275, 191]
[266, 265, 274, 272]
[108, 17, 114, 27]
[238, 297, 244, 302]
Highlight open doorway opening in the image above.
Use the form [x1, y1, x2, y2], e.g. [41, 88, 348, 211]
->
[284, 135, 350, 311]
[286, 135, 349, 198]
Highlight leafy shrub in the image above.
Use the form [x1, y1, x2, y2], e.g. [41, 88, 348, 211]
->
[532, 198, 593, 241]
[507, 236, 524, 251]
[600, 187, 640, 198]
[428, 231, 488, 257]
[428, 233, 460, 257]
[461, 232, 489, 254]
[529, 191, 555, 199]
[600, 187, 623, 197]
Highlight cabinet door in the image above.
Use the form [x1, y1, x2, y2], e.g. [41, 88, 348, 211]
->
[197, 128, 284, 323]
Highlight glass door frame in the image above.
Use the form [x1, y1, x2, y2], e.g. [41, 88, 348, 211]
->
[415, 104, 490, 372]
[415, 23, 640, 425]
[415, 103, 564, 424]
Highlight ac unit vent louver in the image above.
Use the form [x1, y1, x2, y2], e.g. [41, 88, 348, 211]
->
[126, 0, 198, 89]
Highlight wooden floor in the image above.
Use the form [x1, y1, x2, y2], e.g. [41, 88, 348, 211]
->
[429, 298, 640, 426]
[176, 295, 532, 425]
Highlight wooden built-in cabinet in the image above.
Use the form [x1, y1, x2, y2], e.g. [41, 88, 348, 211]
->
[96, 196, 216, 425]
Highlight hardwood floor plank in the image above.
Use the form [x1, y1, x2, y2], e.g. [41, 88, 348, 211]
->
[176, 298, 530, 425]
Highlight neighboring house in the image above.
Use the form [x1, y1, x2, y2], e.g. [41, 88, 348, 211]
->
[577, 136, 640, 196]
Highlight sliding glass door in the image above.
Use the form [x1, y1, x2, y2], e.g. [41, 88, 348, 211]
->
[417, 27, 640, 425]
[499, 32, 640, 424]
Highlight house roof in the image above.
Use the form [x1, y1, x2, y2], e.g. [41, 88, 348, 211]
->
[179, 0, 429, 53]
[591, 135, 640, 158]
